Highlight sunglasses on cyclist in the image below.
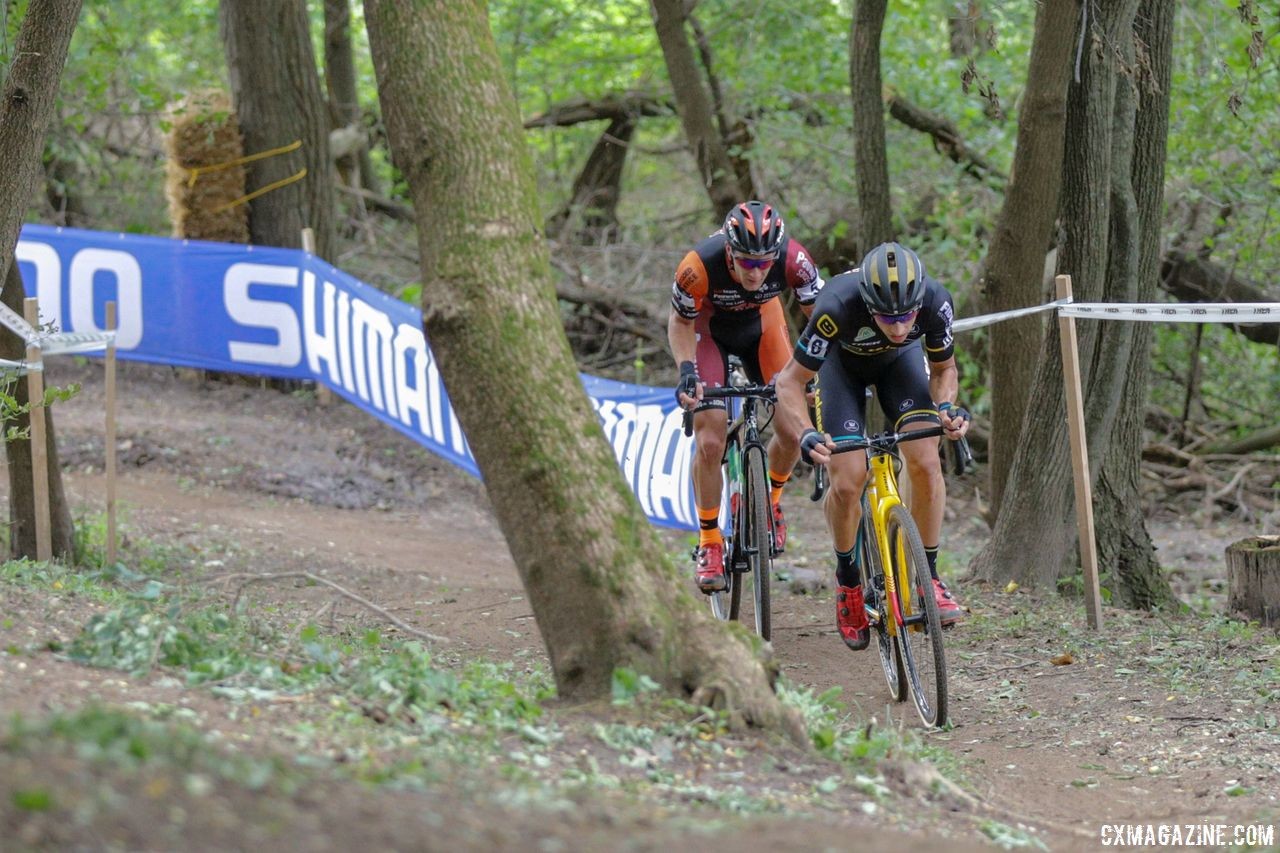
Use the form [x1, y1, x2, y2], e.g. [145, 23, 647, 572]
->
[873, 308, 919, 325]
[733, 254, 777, 270]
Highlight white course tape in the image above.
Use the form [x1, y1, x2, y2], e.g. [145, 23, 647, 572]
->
[953, 298, 1069, 333]
[41, 330, 115, 356]
[0, 301, 38, 342]
[1059, 302, 1280, 323]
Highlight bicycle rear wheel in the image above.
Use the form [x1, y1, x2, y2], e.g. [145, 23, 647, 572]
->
[861, 509, 905, 702]
[885, 503, 948, 727]
[741, 445, 772, 640]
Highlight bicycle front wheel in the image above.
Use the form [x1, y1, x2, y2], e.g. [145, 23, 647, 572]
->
[741, 445, 772, 640]
[885, 503, 948, 727]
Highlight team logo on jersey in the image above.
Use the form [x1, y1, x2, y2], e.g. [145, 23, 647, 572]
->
[843, 419, 861, 433]
[816, 314, 839, 337]
[899, 398, 914, 412]
[854, 326, 876, 342]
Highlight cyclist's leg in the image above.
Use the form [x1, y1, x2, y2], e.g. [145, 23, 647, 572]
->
[815, 358, 874, 649]
[691, 314, 731, 590]
[877, 348, 962, 622]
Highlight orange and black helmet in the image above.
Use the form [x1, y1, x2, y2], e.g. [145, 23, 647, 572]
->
[858, 242, 926, 314]
[722, 201, 785, 257]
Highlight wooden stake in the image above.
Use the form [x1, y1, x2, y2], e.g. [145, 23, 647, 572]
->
[1055, 275, 1103, 630]
[301, 227, 333, 406]
[105, 301, 118, 566]
[23, 298, 51, 562]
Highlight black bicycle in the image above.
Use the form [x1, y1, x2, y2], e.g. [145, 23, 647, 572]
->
[813, 426, 972, 727]
[682, 358, 777, 640]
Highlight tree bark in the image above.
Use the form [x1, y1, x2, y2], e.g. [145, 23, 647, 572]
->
[0, 0, 83, 284]
[0, 0, 82, 561]
[1159, 254, 1280, 346]
[324, 0, 380, 197]
[219, 0, 336, 261]
[648, 0, 744, 215]
[971, 0, 1144, 590]
[362, 0, 797, 736]
[1095, 0, 1175, 610]
[849, 0, 892, 252]
[980, 0, 1078, 517]
[1226, 537, 1280, 626]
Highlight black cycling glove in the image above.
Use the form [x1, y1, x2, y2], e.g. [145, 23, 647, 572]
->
[799, 429, 825, 465]
[675, 361, 699, 405]
[938, 401, 970, 427]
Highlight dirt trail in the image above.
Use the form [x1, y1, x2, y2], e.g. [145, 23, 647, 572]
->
[6, 360, 1277, 850]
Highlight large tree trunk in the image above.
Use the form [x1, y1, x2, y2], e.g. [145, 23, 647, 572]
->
[849, 0, 892, 252]
[362, 0, 796, 735]
[1095, 0, 1175, 610]
[1, 264, 76, 559]
[981, 0, 1078, 517]
[219, 0, 336, 261]
[324, 0, 380, 198]
[971, 0, 1143, 590]
[648, 0, 744, 215]
[0, 0, 82, 561]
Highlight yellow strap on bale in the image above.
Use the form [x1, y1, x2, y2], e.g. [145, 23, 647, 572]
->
[186, 139, 303, 187]
[209, 168, 308, 214]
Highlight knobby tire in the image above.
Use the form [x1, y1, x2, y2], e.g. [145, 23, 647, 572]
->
[886, 504, 948, 727]
[743, 444, 772, 641]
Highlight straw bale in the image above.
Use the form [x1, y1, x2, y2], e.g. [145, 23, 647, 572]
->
[164, 90, 249, 243]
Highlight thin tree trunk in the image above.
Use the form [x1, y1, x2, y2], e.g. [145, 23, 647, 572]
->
[649, 0, 744, 215]
[324, 0, 380, 197]
[362, 0, 797, 736]
[0, 0, 82, 561]
[1096, 0, 1176, 609]
[219, 0, 336, 261]
[982, 0, 1079, 517]
[849, 0, 892, 252]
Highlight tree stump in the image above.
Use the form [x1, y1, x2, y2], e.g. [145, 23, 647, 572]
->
[1226, 536, 1280, 626]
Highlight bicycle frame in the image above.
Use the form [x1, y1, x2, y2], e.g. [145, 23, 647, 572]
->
[859, 450, 916, 639]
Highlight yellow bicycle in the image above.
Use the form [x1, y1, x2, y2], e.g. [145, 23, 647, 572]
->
[821, 427, 970, 728]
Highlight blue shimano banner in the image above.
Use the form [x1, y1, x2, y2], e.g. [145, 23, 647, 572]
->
[16, 224, 696, 530]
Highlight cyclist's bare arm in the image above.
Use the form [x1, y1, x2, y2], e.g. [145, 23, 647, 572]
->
[926, 355, 969, 439]
[775, 359, 832, 463]
[667, 308, 704, 409]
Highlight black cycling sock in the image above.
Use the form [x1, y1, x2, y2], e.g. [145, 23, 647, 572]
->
[835, 548, 861, 588]
[924, 545, 939, 581]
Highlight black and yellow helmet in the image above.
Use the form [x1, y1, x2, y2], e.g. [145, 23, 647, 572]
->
[722, 201, 785, 257]
[858, 242, 925, 314]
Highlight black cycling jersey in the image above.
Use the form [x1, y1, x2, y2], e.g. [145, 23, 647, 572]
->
[793, 270, 955, 370]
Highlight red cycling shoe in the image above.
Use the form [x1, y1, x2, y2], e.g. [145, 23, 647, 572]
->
[931, 578, 963, 625]
[771, 502, 787, 554]
[695, 543, 727, 593]
[837, 585, 870, 650]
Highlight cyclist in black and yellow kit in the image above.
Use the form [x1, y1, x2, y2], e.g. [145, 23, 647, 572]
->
[668, 201, 824, 593]
[775, 242, 969, 649]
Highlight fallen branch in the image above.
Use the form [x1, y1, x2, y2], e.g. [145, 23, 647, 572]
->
[212, 571, 448, 644]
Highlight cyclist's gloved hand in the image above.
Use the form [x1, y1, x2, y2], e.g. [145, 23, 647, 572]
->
[937, 402, 971, 437]
[800, 429, 828, 465]
[675, 360, 700, 408]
